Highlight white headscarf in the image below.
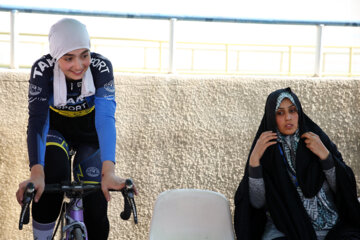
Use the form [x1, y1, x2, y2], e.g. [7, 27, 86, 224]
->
[49, 18, 95, 107]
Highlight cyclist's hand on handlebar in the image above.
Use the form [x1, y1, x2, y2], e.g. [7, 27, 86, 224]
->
[101, 161, 138, 201]
[16, 164, 45, 205]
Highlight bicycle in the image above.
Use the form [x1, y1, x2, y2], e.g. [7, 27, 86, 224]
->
[19, 179, 137, 240]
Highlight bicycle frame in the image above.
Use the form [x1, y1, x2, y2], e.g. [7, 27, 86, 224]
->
[60, 197, 88, 240]
[48, 183, 100, 240]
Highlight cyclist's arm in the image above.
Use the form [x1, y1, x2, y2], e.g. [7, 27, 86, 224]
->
[91, 54, 138, 200]
[29, 164, 45, 202]
[100, 161, 138, 201]
[16, 55, 54, 205]
[92, 54, 116, 164]
[28, 55, 53, 167]
[16, 164, 45, 205]
[101, 161, 125, 201]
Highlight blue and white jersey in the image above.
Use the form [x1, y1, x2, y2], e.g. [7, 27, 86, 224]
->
[27, 52, 116, 167]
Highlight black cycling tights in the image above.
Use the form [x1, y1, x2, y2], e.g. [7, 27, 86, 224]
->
[31, 145, 109, 240]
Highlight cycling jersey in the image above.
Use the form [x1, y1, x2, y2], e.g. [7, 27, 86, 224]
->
[27, 52, 116, 167]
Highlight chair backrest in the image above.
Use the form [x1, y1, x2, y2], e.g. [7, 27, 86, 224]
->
[149, 189, 235, 240]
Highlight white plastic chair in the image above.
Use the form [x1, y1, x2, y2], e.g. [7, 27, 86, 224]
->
[149, 189, 235, 240]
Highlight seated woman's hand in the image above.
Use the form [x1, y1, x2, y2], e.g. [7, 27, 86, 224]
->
[301, 132, 329, 160]
[249, 131, 278, 167]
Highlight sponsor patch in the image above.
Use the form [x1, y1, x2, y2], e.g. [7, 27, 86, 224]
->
[86, 167, 100, 178]
[29, 84, 42, 96]
[104, 80, 115, 93]
[29, 97, 47, 103]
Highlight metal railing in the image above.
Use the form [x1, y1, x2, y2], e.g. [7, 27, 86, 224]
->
[1, 31, 359, 76]
[1, 5, 360, 76]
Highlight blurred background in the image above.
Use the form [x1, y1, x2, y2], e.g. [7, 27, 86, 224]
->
[0, 0, 360, 76]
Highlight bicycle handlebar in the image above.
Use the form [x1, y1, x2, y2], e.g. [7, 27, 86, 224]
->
[44, 182, 102, 197]
[18, 179, 138, 230]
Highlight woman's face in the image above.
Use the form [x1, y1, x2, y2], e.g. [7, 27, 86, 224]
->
[58, 48, 90, 80]
[275, 98, 299, 135]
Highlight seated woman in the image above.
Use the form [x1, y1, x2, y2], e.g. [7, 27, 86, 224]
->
[234, 88, 360, 240]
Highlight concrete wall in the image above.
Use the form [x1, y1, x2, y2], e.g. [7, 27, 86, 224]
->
[1, 70, 359, 239]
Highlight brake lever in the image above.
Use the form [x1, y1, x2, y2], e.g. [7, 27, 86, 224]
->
[120, 179, 138, 224]
[19, 182, 35, 230]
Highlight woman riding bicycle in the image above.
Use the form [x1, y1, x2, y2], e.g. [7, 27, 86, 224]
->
[16, 18, 136, 240]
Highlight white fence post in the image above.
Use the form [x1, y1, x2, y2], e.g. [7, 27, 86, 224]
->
[169, 18, 177, 74]
[10, 10, 19, 69]
[314, 24, 324, 77]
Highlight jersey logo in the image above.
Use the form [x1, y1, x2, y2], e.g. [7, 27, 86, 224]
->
[29, 84, 42, 96]
[86, 167, 100, 178]
[104, 80, 115, 93]
[32, 57, 55, 78]
[50, 105, 95, 117]
[91, 58, 110, 73]
[29, 97, 47, 103]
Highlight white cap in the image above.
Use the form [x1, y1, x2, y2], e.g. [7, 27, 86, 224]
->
[49, 18, 90, 61]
